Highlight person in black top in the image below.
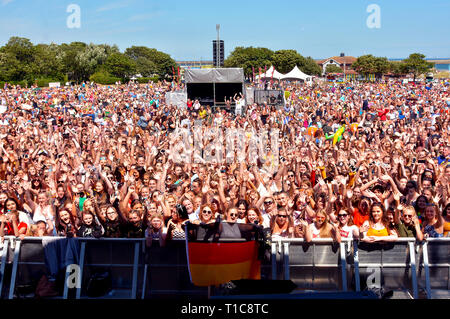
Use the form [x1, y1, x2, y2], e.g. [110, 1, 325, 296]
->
[96, 205, 127, 238]
[77, 210, 103, 238]
[55, 208, 77, 237]
[123, 209, 146, 238]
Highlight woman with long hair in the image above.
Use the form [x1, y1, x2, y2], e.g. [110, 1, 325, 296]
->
[96, 205, 127, 238]
[166, 204, 189, 241]
[245, 207, 265, 226]
[361, 203, 398, 242]
[236, 199, 249, 223]
[443, 203, 450, 237]
[270, 208, 294, 238]
[91, 180, 111, 207]
[336, 209, 359, 239]
[303, 209, 341, 243]
[197, 204, 216, 225]
[422, 204, 444, 238]
[413, 194, 428, 222]
[55, 208, 77, 237]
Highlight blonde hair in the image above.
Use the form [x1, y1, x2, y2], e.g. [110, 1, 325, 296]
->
[316, 210, 333, 238]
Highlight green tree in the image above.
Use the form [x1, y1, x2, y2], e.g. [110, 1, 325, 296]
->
[373, 57, 390, 79]
[90, 70, 121, 85]
[59, 42, 87, 83]
[353, 55, 391, 79]
[0, 37, 36, 82]
[325, 64, 343, 74]
[75, 43, 119, 81]
[301, 57, 322, 76]
[388, 61, 408, 76]
[0, 51, 23, 81]
[271, 49, 305, 74]
[224, 46, 274, 77]
[135, 56, 157, 77]
[32, 43, 65, 81]
[2, 37, 35, 64]
[104, 52, 136, 79]
[352, 54, 378, 76]
[125, 46, 177, 79]
[403, 53, 434, 82]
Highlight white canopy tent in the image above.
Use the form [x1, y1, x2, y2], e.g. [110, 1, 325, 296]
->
[281, 66, 312, 82]
[256, 66, 285, 80]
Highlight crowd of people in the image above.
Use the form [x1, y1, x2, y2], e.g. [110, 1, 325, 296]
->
[0, 77, 449, 247]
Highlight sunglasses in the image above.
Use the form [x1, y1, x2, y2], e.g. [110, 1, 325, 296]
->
[277, 215, 287, 218]
[264, 201, 273, 205]
[403, 214, 413, 218]
[316, 217, 326, 221]
[229, 213, 237, 217]
[338, 214, 348, 218]
[288, 174, 295, 177]
[202, 210, 212, 214]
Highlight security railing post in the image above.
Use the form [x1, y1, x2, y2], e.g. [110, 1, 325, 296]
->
[283, 242, 290, 281]
[131, 242, 140, 299]
[8, 239, 21, 299]
[63, 265, 70, 299]
[353, 239, 360, 291]
[0, 238, 9, 296]
[408, 241, 418, 299]
[271, 242, 277, 280]
[141, 264, 148, 299]
[340, 242, 348, 292]
[76, 241, 86, 299]
[422, 241, 432, 299]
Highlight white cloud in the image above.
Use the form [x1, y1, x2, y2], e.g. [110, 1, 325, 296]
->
[96, 1, 130, 12]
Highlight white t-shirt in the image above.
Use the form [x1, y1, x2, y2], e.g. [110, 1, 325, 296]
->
[338, 225, 359, 239]
[33, 205, 54, 224]
[309, 223, 321, 238]
[261, 213, 271, 229]
[188, 209, 200, 222]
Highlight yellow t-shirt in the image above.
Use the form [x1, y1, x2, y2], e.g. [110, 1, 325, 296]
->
[443, 221, 450, 237]
[367, 226, 389, 237]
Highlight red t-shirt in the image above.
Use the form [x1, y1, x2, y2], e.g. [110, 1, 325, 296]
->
[377, 109, 389, 121]
[352, 208, 369, 228]
[3, 221, 27, 235]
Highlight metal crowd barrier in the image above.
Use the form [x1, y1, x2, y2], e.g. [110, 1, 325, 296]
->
[417, 238, 450, 299]
[0, 236, 449, 299]
[271, 238, 352, 292]
[0, 236, 146, 299]
[271, 238, 450, 299]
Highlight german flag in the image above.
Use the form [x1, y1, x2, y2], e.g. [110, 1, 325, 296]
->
[186, 222, 264, 287]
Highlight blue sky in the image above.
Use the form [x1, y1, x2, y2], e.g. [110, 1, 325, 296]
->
[0, 0, 449, 61]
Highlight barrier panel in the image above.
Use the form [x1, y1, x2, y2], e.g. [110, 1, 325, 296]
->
[73, 237, 146, 299]
[1, 236, 146, 299]
[352, 238, 418, 298]
[144, 239, 208, 298]
[273, 238, 352, 292]
[0, 236, 449, 299]
[417, 238, 450, 299]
